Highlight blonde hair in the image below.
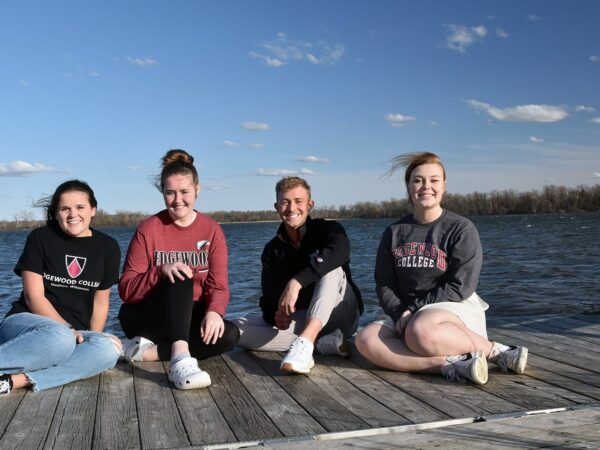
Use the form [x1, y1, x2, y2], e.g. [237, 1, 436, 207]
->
[157, 149, 199, 192]
[275, 176, 311, 199]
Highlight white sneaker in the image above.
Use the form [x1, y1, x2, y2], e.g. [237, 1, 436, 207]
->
[0, 374, 12, 396]
[280, 337, 315, 374]
[122, 336, 154, 362]
[441, 351, 488, 385]
[316, 329, 350, 357]
[168, 356, 211, 390]
[495, 346, 528, 374]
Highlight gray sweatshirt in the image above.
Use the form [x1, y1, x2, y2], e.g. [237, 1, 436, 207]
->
[374, 209, 482, 323]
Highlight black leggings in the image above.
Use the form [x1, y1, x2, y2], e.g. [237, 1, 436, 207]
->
[118, 278, 240, 361]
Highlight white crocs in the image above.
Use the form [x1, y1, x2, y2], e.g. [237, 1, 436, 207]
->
[168, 357, 211, 390]
[123, 336, 155, 363]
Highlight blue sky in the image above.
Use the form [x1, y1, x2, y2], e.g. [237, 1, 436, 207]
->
[1, 0, 599, 221]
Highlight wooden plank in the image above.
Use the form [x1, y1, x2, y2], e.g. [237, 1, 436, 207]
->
[489, 328, 600, 373]
[222, 350, 325, 436]
[521, 360, 600, 401]
[490, 315, 600, 346]
[480, 366, 591, 410]
[201, 355, 282, 442]
[319, 353, 449, 424]
[250, 351, 369, 432]
[43, 376, 99, 450]
[258, 406, 600, 449]
[350, 350, 521, 418]
[133, 362, 189, 449]
[490, 321, 600, 357]
[0, 387, 61, 449]
[309, 354, 408, 428]
[93, 362, 140, 450]
[166, 360, 237, 446]
[525, 354, 600, 389]
[0, 387, 26, 438]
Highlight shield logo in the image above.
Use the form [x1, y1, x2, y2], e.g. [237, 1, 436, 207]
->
[65, 255, 87, 278]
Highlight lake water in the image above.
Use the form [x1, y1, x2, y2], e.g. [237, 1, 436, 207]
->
[1, 213, 598, 336]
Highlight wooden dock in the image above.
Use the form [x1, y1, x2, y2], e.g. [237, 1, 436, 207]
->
[1, 313, 599, 449]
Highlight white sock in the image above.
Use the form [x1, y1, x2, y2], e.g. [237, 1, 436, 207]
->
[488, 342, 510, 361]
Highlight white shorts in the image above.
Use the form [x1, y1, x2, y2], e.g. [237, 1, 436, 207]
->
[372, 292, 489, 339]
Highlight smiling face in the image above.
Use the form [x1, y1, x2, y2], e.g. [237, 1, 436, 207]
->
[275, 186, 314, 234]
[162, 173, 200, 226]
[407, 163, 446, 217]
[55, 191, 96, 237]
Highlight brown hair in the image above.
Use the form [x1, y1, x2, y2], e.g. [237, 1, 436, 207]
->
[157, 149, 199, 192]
[275, 176, 311, 199]
[35, 179, 98, 229]
[386, 152, 446, 183]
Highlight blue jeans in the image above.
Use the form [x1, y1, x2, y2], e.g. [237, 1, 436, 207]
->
[0, 313, 120, 391]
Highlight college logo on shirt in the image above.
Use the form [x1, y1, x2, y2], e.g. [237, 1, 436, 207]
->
[65, 255, 87, 278]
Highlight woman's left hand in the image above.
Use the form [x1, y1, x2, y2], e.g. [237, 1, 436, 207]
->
[200, 311, 224, 345]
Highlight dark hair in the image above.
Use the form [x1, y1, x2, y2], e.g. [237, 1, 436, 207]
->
[275, 176, 311, 199]
[156, 149, 199, 192]
[35, 180, 98, 227]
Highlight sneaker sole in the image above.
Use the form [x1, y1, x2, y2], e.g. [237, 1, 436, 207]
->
[514, 347, 528, 374]
[470, 351, 488, 385]
[280, 359, 315, 374]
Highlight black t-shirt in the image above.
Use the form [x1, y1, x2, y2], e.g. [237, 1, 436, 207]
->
[7, 225, 121, 330]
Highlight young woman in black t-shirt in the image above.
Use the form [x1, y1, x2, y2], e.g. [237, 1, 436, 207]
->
[0, 180, 122, 395]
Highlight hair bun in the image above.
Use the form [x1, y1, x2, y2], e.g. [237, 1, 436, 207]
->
[162, 149, 194, 168]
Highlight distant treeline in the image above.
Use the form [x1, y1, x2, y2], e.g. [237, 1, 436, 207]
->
[2, 184, 599, 231]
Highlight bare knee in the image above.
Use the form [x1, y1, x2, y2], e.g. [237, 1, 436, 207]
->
[355, 325, 380, 356]
[405, 319, 439, 355]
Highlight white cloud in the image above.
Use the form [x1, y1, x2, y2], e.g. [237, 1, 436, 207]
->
[446, 24, 488, 53]
[248, 143, 264, 149]
[256, 167, 323, 177]
[385, 113, 416, 128]
[467, 100, 569, 122]
[251, 32, 344, 67]
[125, 56, 158, 67]
[496, 28, 509, 38]
[529, 136, 544, 143]
[591, 55, 600, 62]
[0, 160, 67, 177]
[592, 173, 600, 178]
[527, 15, 540, 21]
[126, 165, 143, 172]
[17, 78, 29, 86]
[224, 140, 239, 148]
[591, 117, 600, 124]
[241, 121, 270, 131]
[575, 105, 595, 113]
[89, 70, 99, 77]
[297, 155, 331, 163]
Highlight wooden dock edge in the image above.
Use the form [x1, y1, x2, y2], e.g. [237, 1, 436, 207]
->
[197, 402, 600, 450]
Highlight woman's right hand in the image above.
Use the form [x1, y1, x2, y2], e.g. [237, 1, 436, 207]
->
[395, 310, 413, 336]
[161, 262, 193, 283]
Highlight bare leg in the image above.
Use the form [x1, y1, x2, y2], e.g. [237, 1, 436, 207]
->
[10, 374, 31, 389]
[299, 318, 323, 343]
[355, 324, 446, 373]
[405, 309, 493, 357]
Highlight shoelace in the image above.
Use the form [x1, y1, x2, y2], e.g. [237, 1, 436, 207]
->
[290, 338, 311, 356]
[0, 378, 11, 395]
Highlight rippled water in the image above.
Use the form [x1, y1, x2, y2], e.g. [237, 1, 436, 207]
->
[1, 213, 598, 336]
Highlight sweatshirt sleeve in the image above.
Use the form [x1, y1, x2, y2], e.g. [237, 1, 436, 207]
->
[407, 222, 482, 313]
[293, 220, 350, 288]
[203, 225, 229, 316]
[118, 228, 162, 304]
[374, 227, 407, 323]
